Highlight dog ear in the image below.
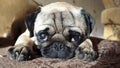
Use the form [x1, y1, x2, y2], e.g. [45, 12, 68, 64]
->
[25, 7, 41, 37]
[81, 9, 95, 37]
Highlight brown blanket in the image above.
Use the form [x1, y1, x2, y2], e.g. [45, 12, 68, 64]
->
[0, 37, 120, 68]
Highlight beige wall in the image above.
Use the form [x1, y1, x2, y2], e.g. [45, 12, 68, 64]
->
[35, 0, 105, 38]
[0, 0, 38, 36]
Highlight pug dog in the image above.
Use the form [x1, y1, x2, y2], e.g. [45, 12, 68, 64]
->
[8, 2, 98, 62]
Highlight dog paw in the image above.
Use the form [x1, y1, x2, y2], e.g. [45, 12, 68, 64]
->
[76, 39, 98, 62]
[8, 44, 33, 61]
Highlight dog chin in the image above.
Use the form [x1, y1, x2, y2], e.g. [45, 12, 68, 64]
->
[39, 44, 75, 59]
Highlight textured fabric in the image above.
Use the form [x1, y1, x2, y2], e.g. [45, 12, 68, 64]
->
[0, 37, 120, 68]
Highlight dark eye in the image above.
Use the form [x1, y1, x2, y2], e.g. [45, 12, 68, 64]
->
[69, 30, 81, 42]
[71, 35, 81, 42]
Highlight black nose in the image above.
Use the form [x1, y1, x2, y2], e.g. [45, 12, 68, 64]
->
[52, 41, 65, 51]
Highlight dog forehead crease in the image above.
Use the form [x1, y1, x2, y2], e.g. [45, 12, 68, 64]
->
[34, 10, 85, 34]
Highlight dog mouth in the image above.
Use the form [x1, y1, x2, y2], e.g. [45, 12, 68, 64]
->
[39, 41, 75, 59]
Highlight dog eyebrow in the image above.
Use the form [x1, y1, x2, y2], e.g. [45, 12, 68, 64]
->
[35, 28, 49, 37]
[35, 27, 49, 34]
[44, 28, 49, 31]
[41, 28, 49, 32]
[69, 30, 81, 36]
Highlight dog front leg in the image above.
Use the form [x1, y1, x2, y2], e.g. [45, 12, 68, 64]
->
[8, 30, 35, 61]
[76, 39, 98, 62]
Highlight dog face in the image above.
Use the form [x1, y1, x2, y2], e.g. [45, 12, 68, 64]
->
[25, 2, 95, 59]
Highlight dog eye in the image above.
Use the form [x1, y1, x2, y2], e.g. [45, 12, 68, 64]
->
[69, 30, 81, 42]
[36, 31, 49, 42]
[71, 35, 81, 42]
[39, 33, 48, 41]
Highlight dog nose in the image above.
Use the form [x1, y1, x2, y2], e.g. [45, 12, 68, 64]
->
[52, 41, 65, 51]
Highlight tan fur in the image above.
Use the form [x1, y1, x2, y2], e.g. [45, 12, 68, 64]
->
[104, 24, 120, 40]
[76, 39, 96, 60]
[101, 7, 120, 25]
[34, 2, 87, 48]
[101, 0, 120, 40]
[102, 0, 120, 8]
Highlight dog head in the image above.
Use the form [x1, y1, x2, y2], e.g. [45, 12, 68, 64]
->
[25, 2, 95, 59]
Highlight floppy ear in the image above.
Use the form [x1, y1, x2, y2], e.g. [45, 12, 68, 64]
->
[81, 9, 95, 37]
[25, 7, 41, 37]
